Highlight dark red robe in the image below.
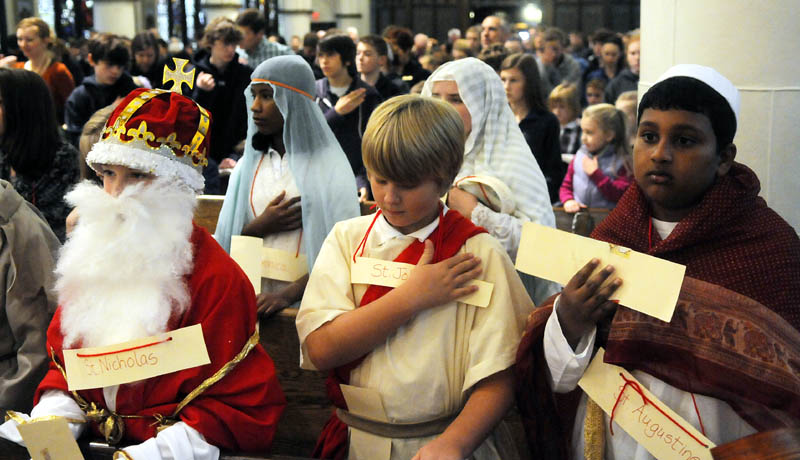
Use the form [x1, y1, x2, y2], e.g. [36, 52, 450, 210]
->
[35, 224, 286, 452]
[515, 163, 800, 459]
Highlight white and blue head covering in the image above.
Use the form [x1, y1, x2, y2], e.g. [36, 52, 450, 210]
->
[422, 58, 558, 305]
[214, 55, 360, 269]
[421, 57, 554, 229]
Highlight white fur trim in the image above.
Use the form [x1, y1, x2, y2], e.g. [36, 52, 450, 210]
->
[87, 142, 205, 193]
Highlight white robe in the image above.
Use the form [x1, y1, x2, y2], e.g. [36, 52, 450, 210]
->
[296, 211, 534, 459]
[250, 148, 304, 295]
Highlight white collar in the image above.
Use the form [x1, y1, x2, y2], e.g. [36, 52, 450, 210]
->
[372, 205, 449, 246]
[651, 217, 679, 240]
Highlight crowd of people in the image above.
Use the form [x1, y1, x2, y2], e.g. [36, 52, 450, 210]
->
[0, 9, 798, 460]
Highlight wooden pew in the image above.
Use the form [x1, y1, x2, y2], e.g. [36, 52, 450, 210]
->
[258, 308, 331, 457]
[711, 428, 800, 459]
[194, 195, 225, 234]
[552, 206, 611, 236]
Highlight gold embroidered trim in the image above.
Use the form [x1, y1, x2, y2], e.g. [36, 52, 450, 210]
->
[113, 449, 135, 460]
[583, 397, 605, 460]
[100, 85, 210, 168]
[4, 410, 84, 425]
[48, 323, 260, 445]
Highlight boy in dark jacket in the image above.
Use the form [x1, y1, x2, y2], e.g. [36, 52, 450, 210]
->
[64, 33, 137, 148]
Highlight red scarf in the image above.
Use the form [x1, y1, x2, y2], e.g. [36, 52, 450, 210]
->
[312, 209, 486, 459]
[515, 163, 800, 459]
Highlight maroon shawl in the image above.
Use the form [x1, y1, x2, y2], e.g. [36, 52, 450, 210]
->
[515, 163, 800, 459]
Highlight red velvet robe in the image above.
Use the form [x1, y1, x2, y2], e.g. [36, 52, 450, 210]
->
[35, 224, 286, 452]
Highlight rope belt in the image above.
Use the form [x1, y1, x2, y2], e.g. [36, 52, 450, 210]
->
[335, 408, 456, 439]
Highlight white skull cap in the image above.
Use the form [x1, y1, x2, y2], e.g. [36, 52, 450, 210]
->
[655, 64, 740, 127]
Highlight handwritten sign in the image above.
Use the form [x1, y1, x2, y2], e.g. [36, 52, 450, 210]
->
[516, 223, 685, 322]
[63, 324, 210, 391]
[231, 236, 307, 294]
[351, 257, 494, 308]
[261, 247, 308, 282]
[578, 348, 714, 460]
[17, 417, 83, 460]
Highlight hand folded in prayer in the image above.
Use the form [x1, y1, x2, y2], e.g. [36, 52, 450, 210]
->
[563, 199, 586, 213]
[0, 55, 17, 68]
[244, 190, 302, 237]
[256, 291, 292, 317]
[556, 258, 622, 350]
[196, 72, 216, 91]
[334, 88, 366, 116]
[447, 187, 478, 219]
[401, 240, 481, 312]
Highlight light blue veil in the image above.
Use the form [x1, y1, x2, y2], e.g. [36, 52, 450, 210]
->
[214, 55, 360, 270]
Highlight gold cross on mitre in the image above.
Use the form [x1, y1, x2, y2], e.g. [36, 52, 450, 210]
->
[162, 58, 196, 94]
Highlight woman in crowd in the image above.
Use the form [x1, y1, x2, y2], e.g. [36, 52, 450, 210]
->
[500, 53, 564, 203]
[215, 55, 359, 316]
[585, 35, 626, 85]
[0, 68, 80, 242]
[422, 57, 558, 305]
[130, 31, 167, 89]
[3, 18, 75, 123]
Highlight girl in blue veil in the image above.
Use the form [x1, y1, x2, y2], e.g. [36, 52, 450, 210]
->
[215, 55, 360, 315]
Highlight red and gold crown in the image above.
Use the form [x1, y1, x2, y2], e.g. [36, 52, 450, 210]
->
[87, 59, 212, 192]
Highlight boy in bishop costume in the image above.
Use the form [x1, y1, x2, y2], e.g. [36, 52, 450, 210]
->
[0, 64, 286, 459]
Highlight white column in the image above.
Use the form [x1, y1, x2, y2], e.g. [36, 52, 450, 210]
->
[641, 0, 800, 232]
[93, 0, 141, 38]
[335, 0, 369, 37]
[6, 1, 17, 34]
[278, 0, 312, 40]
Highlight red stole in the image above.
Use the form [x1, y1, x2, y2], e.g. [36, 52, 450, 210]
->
[312, 209, 486, 459]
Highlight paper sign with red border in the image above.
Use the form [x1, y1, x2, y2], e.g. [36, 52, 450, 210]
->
[578, 348, 714, 460]
[63, 324, 210, 391]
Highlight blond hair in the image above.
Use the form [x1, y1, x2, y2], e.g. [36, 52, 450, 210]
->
[582, 103, 631, 171]
[362, 95, 464, 191]
[79, 103, 118, 181]
[17, 17, 52, 41]
[548, 83, 581, 120]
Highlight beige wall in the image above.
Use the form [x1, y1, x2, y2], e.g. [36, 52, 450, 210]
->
[640, 0, 800, 232]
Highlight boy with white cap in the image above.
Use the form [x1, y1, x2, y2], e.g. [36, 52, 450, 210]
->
[515, 64, 800, 459]
[0, 85, 286, 459]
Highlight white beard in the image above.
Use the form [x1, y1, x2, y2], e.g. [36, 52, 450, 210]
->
[56, 178, 197, 349]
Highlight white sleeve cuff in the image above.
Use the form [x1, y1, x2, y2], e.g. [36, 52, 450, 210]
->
[122, 422, 219, 460]
[470, 202, 522, 260]
[0, 390, 87, 445]
[543, 295, 597, 393]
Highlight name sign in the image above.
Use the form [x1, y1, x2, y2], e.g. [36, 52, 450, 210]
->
[578, 348, 714, 460]
[516, 223, 685, 322]
[17, 417, 83, 460]
[231, 236, 307, 294]
[261, 247, 308, 282]
[351, 257, 493, 308]
[63, 324, 210, 391]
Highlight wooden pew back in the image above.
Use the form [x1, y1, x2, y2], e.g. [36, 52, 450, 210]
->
[194, 195, 225, 234]
[259, 309, 330, 457]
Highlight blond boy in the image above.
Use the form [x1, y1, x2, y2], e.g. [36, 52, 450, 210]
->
[297, 96, 533, 459]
